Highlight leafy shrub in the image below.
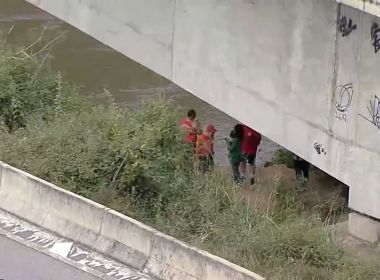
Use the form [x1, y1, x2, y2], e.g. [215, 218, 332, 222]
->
[0, 98, 190, 202]
[0, 50, 80, 131]
[266, 148, 295, 168]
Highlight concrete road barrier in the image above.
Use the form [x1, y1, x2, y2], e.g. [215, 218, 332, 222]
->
[0, 161, 264, 280]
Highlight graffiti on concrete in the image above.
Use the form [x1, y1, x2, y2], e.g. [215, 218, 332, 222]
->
[335, 83, 354, 122]
[339, 16, 357, 37]
[314, 142, 327, 155]
[371, 23, 380, 53]
[360, 95, 380, 129]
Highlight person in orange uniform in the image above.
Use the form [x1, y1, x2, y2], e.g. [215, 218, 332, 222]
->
[195, 124, 217, 173]
[180, 109, 200, 148]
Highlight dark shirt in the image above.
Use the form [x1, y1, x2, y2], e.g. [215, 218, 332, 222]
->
[228, 138, 244, 164]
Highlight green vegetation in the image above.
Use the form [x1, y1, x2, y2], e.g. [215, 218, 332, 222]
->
[265, 148, 294, 168]
[0, 49, 379, 279]
[0, 49, 80, 132]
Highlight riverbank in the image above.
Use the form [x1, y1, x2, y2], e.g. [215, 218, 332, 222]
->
[0, 49, 379, 279]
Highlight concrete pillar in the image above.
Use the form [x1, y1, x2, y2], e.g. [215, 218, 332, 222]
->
[348, 212, 380, 243]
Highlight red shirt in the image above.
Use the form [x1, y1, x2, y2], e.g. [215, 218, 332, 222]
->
[180, 118, 197, 144]
[241, 125, 261, 156]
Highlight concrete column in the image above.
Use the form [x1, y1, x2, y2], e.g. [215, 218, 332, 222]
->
[348, 212, 380, 243]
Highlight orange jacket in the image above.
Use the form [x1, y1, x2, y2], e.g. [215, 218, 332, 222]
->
[195, 134, 214, 158]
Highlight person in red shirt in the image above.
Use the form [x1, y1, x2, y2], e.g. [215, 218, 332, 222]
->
[180, 109, 200, 147]
[195, 124, 217, 173]
[241, 124, 261, 185]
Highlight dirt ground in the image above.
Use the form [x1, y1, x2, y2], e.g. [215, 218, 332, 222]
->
[238, 165, 349, 223]
[235, 165, 380, 259]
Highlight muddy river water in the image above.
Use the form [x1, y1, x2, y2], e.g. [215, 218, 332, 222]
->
[0, 0, 279, 165]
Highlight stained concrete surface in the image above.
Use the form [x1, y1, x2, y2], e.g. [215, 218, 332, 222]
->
[0, 208, 152, 280]
[0, 235, 100, 280]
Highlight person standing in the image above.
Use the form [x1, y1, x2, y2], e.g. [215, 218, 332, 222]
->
[180, 109, 200, 148]
[226, 124, 245, 184]
[241, 125, 261, 185]
[293, 154, 310, 191]
[195, 124, 217, 173]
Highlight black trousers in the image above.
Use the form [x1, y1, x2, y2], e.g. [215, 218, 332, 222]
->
[294, 159, 310, 180]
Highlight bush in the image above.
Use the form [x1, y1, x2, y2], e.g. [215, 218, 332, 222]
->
[266, 148, 294, 168]
[0, 98, 190, 201]
[0, 50, 80, 131]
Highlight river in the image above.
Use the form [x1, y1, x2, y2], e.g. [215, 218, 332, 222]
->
[0, 0, 279, 166]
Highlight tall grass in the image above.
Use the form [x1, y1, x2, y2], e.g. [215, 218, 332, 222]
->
[0, 49, 379, 279]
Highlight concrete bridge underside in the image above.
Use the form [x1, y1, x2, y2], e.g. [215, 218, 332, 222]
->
[25, 0, 380, 240]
